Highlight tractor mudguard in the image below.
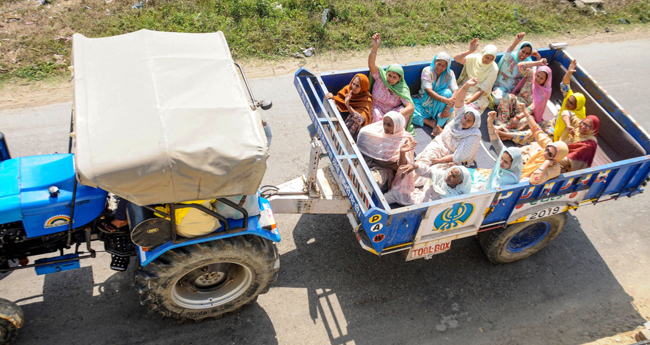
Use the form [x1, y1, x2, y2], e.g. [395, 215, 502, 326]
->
[137, 198, 281, 267]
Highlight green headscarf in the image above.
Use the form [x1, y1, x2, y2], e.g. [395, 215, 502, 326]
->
[369, 64, 415, 133]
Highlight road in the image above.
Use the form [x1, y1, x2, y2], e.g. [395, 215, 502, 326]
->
[1, 39, 649, 345]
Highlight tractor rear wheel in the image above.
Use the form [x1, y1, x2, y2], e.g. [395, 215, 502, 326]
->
[135, 235, 279, 321]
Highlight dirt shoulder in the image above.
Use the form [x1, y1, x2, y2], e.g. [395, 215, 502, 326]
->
[1, 25, 648, 112]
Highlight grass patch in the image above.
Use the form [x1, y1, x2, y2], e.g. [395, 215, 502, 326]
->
[0, 0, 649, 81]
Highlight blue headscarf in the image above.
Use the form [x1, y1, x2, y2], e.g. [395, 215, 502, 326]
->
[429, 52, 452, 94]
[486, 147, 523, 188]
[498, 41, 533, 71]
[495, 41, 533, 93]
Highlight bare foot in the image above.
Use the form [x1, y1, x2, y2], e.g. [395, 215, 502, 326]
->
[431, 125, 443, 136]
[423, 118, 437, 129]
[111, 219, 128, 228]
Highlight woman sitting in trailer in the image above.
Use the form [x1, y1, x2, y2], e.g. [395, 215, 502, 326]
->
[357, 111, 417, 205]
[367, 33, 415, 130]
[325, 73, 374, 140]
[517, 103, 569, 185]
[491, 32, 538, 105]
[493, 61, 552, 145]
[414, 78, 482, 171]
[453, 38, 499, 112]
[558, 115, 601, 173]
[498, 59, 586, 146]
[469, 111, 524, 191]
[412, 52, 459, 136]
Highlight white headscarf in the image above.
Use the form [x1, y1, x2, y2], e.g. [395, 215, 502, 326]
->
[482, 44, 498, 57]
[357, 111, 411, 162]
[446, 106, 481, 140]
[427, 165, 472, 198]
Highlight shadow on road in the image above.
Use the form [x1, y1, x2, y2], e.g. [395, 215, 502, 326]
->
[6, 212, 643, 345]
[276, 213, 645, 345]
[13, 259, 278, 345]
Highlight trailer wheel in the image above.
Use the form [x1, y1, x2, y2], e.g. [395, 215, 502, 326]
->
[135, 235, 279, 321]
[0, 298, 23, 345]
[477, 212, 567, 264]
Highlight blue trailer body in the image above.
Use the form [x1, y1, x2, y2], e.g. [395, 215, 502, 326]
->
[294, 47, 650, 259]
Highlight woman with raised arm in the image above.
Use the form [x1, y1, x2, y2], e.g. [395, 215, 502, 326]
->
[493, 60, 552, 145]
[325, 73, 373, 139]
[472, 111, 524, 189]
[415, 78, 482, 171]
[553, 59, 587, 141]
[497, 59, 586, 145]
[517, 104, 569, 185]
[492, 32, 538, 105]
[412, 52, 458, 136]
[454, 38, 499, 112]
[367, 33, 415, 130]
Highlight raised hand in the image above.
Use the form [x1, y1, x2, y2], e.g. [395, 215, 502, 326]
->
[488, 111, 497, 122]
[400, 137, 417, 153]
[324, 92, 334, 100]
[469, 38, 479, 53]
[372, 33, 381, 49]
[568, 59, 577, 73]
[466, 77, 479, 87]
[517, 102, 529, 114]
[515, 32, 526, 42]
[539, 58, 548, 66]
[531, 50, 541, 60]
[344, 90, 352, 105]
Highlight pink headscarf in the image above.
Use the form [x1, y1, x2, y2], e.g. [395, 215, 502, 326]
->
[357, 111, 412, 162]
[514, 65, 552, 123]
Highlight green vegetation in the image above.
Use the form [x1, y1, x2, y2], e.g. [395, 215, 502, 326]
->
[1, 0, 649, 81]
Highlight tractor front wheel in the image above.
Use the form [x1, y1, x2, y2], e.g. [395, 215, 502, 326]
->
[0, 298, 23, 345]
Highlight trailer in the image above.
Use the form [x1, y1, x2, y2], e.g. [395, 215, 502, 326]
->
[273, 43, 650, 263]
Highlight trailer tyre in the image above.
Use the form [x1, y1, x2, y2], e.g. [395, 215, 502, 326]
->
[135, 235, 279, 321]
[477, 212, 567, 264]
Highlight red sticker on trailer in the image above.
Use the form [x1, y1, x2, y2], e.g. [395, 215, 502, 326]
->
[409, 241, 451, 260]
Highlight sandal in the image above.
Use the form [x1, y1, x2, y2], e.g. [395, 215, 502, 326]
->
[98, 221, 128, 234]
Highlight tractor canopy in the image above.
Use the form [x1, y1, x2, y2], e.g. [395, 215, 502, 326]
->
[72, 30, 268, 205]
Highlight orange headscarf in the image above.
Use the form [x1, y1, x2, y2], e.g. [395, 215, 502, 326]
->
[333, 74, 373, 126]
[521, 141, 569, 178]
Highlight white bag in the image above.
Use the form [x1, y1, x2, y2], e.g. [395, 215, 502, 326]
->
[212, 192, 261, 220]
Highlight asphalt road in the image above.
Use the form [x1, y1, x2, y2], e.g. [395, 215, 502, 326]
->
[1, 39, 649, 345]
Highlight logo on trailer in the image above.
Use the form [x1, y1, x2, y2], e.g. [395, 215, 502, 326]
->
[372, 234, 385, 243]
[433, 202, 475, 231]
[44, 215, 71, 228]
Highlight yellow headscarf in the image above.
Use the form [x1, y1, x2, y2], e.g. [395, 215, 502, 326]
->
[554, 90, 586, 141]
[458, 45, 499, 93]
[521, 141, 569, 178]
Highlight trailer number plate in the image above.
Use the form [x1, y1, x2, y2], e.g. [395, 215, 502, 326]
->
[407, 240, 452, 261]
[525, 206, 563, 221]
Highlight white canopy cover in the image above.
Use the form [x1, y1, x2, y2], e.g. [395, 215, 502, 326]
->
[72, 30, 269, 205]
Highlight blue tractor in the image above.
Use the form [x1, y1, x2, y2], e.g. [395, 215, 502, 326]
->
[0, 30, 280, 342]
